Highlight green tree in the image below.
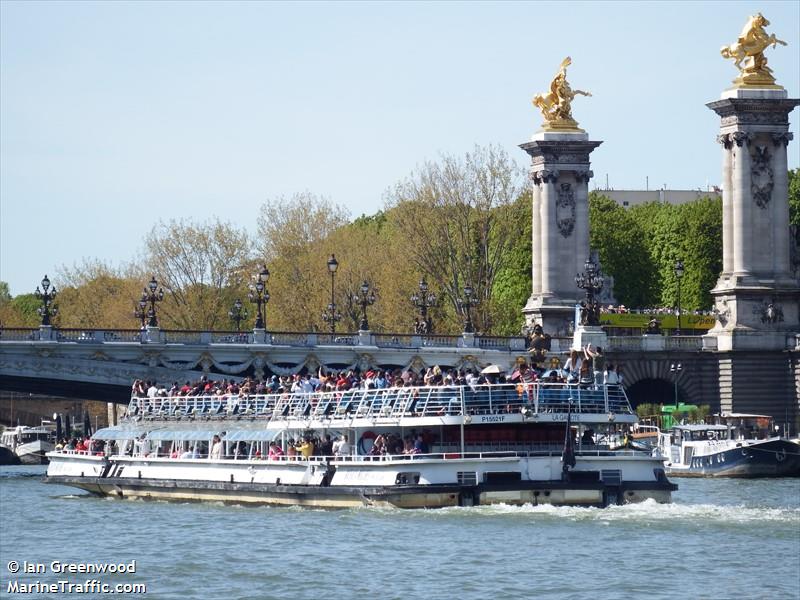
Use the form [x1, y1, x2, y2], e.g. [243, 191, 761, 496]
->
[590, 193, 656, 307]
[491, 191, 532, 335]
[8, 294, 41, 327]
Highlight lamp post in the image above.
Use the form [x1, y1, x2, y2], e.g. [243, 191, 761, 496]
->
[670, 362, 682, 407]
[133, 294, 148, 329]
[457, 283, 480, 334]
[228, 298, 248, 332]
[410, 277, 437, 334]
[353, 280, 376, 331]
[574, 258, 604, 326]
[34, 274, 58, 326]
[321, 254, 341, 333]
[674, 259, 684, 335]
[248, 265, 270, 330]
[143, 276, 165, 327]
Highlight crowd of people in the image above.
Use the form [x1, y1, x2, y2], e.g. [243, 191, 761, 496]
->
[601, 304, 713, 316]
[130, 348, 623, 405]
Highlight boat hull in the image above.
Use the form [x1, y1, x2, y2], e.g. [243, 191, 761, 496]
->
[1, 441, 52, 465]
[665, 439, 800, 478]
[44, 474, 674, 508]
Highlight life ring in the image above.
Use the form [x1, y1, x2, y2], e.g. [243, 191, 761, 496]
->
[358, 431, 377, 455]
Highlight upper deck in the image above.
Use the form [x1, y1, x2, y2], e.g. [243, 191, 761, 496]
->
[124, 382, 636, 429]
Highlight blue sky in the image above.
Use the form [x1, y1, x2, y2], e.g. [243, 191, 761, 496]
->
[2, 1, 798, 296]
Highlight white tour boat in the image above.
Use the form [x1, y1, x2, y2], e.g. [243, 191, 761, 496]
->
[45, 382, 676, 508]
[1, 424, 55, 465]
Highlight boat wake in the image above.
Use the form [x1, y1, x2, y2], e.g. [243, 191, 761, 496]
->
[410, 498, 800, 524]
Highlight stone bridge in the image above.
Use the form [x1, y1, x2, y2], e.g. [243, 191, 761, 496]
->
[1, 327, 797, 428]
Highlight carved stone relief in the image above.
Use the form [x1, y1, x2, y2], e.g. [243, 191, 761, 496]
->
[556, 183, 576, 238]
[750, 145, 773, 208]
[753, 300, 784, 324]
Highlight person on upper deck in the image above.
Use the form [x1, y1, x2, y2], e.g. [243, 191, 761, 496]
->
[584, 344, 605, 388]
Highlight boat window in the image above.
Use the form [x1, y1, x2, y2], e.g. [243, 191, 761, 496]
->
[457, 471, 478, 485]
[395, 472, 420, 485]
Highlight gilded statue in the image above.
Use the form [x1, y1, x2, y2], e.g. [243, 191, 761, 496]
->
[532, 57, 591, 131]
[721, 13, 787, 87]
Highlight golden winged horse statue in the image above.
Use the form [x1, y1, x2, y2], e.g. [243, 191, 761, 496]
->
[721, 13, 787, 86]
[532, 57, 591, 130]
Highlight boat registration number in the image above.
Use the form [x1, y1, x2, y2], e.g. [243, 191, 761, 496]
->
[477, 415, 507, 423]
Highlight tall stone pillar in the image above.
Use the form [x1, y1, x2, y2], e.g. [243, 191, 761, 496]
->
[521, 132, 601, 335]
[706, 89, 799, 351]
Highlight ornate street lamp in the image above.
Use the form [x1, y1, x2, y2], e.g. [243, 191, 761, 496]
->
[353, 280, 376, 331]
[228, 298, 248, 332]
[670, 362, 683, 407]
[248, 265, 270, 330]
[457, 283, 480, 334]
[133, 294, 148, 329]
[674, 259, 685, 335]
[34, 274, 58, 326]
[410, 277, 437, 334]
[321, 254, 341, 333]
[574, 258, 604, 326]
[143, 276, 165, 327]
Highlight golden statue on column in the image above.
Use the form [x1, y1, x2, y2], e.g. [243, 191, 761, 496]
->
[721, 13, 787, 88]
[532, 57, 591, 131]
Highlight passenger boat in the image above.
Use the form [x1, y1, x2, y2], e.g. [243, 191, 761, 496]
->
[657, 413, 800, 477]
[1, 424, 55, 465]
[45, 382, 676, 508]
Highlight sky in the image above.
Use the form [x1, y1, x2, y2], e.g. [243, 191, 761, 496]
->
[1, 1, 799, 296]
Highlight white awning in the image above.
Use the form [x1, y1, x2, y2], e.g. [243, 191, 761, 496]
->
[224, 430, 276, 442]
[92, 427, 143, 440]
[145, 430, 219, 441]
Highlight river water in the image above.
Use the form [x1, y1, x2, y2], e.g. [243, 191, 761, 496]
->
[0, 466, 798, 600]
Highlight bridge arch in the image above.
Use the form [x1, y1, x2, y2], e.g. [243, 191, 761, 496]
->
[617, 357, 705, 407]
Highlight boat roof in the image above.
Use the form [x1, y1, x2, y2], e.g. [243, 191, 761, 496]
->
[717, 413, 772, 419]
[672, 424, 729, 431]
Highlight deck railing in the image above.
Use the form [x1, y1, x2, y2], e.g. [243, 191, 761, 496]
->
[126, 383, 633, 423]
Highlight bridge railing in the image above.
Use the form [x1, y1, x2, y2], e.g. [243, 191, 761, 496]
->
[0, 328, 38, 341]
[0, 327, 718, 353]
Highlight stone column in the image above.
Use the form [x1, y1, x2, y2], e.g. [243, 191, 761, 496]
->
[771, 133, 793, 279]
[521, 133, 602, 335]
[718, 135, 734, 275]
[706, 89, 800, 351]
[732, 132, 752, 278]
[531, 179, 542, 296]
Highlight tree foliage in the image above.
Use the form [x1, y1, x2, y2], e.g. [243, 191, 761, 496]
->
[491, 191, 532, 335]
[56, 260, 143, 329]
[385, 145, 523, 332]
[144, 218, 252, 330]
[590, 193, 656, 308]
